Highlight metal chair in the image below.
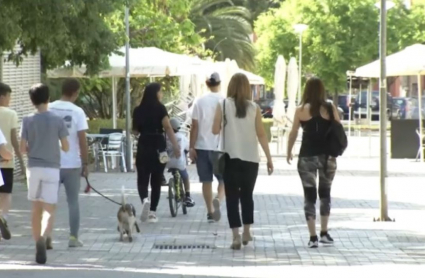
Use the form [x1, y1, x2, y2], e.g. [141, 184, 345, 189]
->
[100, 133, 127, 173]
[416, 129, 425, 162]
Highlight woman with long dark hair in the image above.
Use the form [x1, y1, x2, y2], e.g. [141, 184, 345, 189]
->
[287, 77, 340, 248]
[132, 83, 180, 223]
[212, 73, 273, 250]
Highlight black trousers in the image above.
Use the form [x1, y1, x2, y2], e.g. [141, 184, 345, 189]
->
[223, 155, 259, 229]
[136, 150, 165, 212]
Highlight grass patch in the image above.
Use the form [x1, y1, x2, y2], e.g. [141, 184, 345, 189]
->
[343, 123, 391, 131]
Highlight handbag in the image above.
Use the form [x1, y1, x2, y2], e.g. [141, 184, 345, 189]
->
[213, 99, 227, 176]
[158, 150, 169, 164]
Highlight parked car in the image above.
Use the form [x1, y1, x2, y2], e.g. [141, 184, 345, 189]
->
[353, 91, 393, 120]
[328, 95, 354, 120]
[256, 99, 289, 118]
[256, 99, 274, 118]
[326, 99, 344, 120]
[259, 98, 343, 120]
[410, 97, 425, 119]
[391, 97, 415, 119]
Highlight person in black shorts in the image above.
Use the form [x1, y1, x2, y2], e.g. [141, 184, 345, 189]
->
[0, 82, 25, 241]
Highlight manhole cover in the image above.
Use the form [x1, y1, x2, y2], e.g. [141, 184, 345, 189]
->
[153, 244, 215, 250]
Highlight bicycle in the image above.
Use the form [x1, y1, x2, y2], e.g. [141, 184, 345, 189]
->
[167, 168, 187, 217]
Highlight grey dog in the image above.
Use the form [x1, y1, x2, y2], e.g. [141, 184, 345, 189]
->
[117, 187, 141, 242]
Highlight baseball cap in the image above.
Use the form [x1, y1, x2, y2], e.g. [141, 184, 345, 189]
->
[170, 118, 181, 131]
[208, 72, 221, 83]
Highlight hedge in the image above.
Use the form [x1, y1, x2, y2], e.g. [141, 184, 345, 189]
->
[88, 118, 275, 142]
[88, 119, 126, 134]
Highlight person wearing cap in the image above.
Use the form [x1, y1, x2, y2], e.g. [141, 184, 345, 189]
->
[189, 72, 225, 223]
[166, 118, 195, 207]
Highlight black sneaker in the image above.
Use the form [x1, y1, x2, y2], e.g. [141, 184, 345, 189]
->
[35, 237, 47, 264]
[308, 236, 319, 248]
[0, 217, 11, 240]
[207, 213, 214, 223]
[185, 196, 195, 207]
[319, 232, 334, 244]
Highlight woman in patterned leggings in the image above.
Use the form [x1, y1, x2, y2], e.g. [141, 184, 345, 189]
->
[286, 77, 340, 248]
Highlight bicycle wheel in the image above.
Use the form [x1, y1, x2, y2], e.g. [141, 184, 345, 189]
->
[168, 178, 178, 217]
[179, 181, 187, 215]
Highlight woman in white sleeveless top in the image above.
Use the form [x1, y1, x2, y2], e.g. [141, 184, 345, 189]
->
[212, 73, 273, 250]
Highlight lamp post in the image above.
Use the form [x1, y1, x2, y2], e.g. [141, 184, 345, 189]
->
[375, 0, 394, 221]
[294, 24, 308, 104]
[124, 3, 132, 170]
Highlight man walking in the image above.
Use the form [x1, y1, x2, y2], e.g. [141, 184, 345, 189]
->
[0, 82, 25, 240]
[190, 73, 225, 223]
[50, 78, 89, 248]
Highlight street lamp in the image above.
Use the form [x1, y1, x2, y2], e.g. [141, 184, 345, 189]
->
[294, 24, 308, 104]
[375, 0, 394, 222]
[124, 4, 132, 171]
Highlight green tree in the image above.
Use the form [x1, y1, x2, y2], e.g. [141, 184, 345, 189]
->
[189, 0, 255, 70]
[255, 0, 425, 94]
[0, 0, 126, 73]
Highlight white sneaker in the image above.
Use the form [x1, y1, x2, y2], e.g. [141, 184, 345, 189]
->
[212, 198, 221, 222]
[140, 198, 150, 222]
[148, 211, 158, 223]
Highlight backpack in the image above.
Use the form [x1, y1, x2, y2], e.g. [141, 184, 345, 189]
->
[324, 103, 348, 157]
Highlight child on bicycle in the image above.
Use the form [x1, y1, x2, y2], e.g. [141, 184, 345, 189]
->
[166, 118, 195, 207]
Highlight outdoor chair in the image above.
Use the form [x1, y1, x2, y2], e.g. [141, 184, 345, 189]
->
[99, 133, 127, 173]
[415, 129, 425, 162]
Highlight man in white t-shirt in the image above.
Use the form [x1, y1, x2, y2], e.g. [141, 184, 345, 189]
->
[49, 78, 89, 248]
[189, 72, 225, 223]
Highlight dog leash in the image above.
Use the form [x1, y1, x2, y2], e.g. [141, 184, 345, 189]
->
[84, 177, 122, 206]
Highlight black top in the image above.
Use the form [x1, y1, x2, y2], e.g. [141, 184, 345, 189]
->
[132, 104, 168, 152]
[299, 115, 331, 157]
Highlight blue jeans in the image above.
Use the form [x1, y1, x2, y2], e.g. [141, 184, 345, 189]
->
[195, 150, 223, 183]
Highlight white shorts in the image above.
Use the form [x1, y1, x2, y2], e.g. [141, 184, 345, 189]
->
[27, 167, 60, 204]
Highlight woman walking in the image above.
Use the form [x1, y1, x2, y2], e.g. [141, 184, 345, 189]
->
[133, 83, 180, 223]
[287, 77, 340, 248]
[212, 73, 273, 250]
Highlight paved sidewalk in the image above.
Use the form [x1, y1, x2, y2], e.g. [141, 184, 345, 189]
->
[1, 162, 425, 277]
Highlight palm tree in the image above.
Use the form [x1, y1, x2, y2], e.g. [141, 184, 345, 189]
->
[189, 0, 255, 70]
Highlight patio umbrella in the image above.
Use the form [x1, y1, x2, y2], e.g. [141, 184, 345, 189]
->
[273, 55, 287, 126]
[221, 58, 240, 96]
[287, 57, 299, 123]
[355, 43, 425, 162]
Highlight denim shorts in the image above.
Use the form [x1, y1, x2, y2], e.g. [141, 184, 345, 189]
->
[195, 149, 223, 183]
[179, 169, 189, 181]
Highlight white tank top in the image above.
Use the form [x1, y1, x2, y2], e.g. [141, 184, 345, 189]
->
[221, 98, 260, 163]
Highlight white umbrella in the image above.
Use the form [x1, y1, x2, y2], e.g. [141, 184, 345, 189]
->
[48, 47, 206, 78]
[238, 69, 265, 85]
[273, 55, 287, 126]
[287, 57, 299, 123]
[221, 58, 240, 97]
